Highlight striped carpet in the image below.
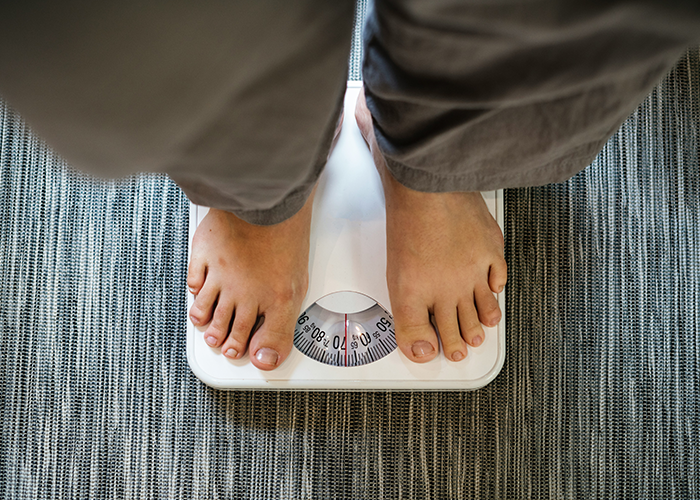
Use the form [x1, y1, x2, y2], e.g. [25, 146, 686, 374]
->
[1, 4, 699, 499]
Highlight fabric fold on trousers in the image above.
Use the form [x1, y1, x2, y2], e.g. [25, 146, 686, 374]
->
[2, 0, 700, 221]
[0, 1, 354, 225]
[362, 0, 700, 193]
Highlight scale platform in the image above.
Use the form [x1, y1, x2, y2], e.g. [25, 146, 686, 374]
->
[186, 82, 505, 390]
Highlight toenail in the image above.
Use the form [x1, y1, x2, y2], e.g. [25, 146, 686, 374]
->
[452, 351, 465, 361]
[224, 348, 238, 358]
[188, 286, 196, 294]
[472, 335, 483, 347]
[190, 314, 201, 326]
[205, 336, 217, 346]
[411, 341, 435, 358]
[255, 347, 279, 366]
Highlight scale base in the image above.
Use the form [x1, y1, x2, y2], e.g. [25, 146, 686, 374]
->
[187, 82, 506, 390]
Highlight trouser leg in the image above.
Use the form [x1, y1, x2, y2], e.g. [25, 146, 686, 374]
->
[0, 1, 354, 225]
[363, 0, 700, 192]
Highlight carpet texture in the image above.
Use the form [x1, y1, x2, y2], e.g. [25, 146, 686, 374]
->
[1, 2, 699, 498]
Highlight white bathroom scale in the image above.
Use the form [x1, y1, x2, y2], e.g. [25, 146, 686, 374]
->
[186, 82, 505, 390]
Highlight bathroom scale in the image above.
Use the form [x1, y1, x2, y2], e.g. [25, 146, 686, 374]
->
[186, 82, 505, 390]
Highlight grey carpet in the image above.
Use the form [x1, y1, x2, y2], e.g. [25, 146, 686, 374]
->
[1, 3, 700, 499]
[348, 0, 368, 81]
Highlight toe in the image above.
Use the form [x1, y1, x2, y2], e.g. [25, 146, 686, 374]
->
[434, 303, 467, 362]
[392, 301, 439, 363]
[457, 300, 486, 348]
[221, 303, 259, 359]
[189, 281, 218, 326]
[187, 257, 206, 295]
[248, 307, 296, 370]
[203, 295, 234, 348]
[489, 258, 508, 294]
[474, 284, 501, 328]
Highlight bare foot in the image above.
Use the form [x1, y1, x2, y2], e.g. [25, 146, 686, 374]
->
[187, 192, 314, 370]
[355, 89, 507, 363]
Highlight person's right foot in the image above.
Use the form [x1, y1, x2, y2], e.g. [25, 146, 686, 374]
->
[187, 108, 343, 371]
[355, 90, 507, 363]
[187, 191, 314, 371]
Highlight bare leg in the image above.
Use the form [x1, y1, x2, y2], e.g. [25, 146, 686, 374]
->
[356, 90, 507, 363]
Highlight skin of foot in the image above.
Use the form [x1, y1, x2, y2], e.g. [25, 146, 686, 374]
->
[355, 89, 508, 363]
[187, 111, 343, 371]
[187, 191, 314, 371]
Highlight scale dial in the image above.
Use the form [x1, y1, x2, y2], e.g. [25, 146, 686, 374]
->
[294, 291, 397, 367]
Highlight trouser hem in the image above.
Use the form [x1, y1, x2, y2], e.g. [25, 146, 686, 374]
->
[383, 139, 607, 193]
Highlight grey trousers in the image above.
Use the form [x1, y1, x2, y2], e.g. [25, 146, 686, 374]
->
[1, 1, 699, 225]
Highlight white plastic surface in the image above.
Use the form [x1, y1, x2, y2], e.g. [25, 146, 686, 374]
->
[314, 291, 377, 315]
[186, 82, 506, 390]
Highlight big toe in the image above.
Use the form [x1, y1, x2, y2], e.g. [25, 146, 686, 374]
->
[393, 304, 439, 363]
[247, 309, 296, 371]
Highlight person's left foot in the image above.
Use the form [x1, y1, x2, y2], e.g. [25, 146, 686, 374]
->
[355, 89, 507, 363]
